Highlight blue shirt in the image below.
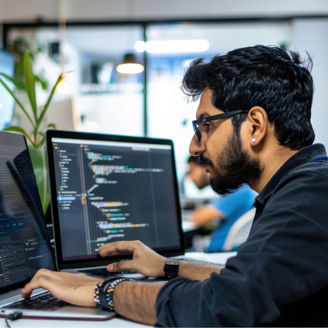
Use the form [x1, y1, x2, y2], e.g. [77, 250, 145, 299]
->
[206, 184, 257, 252]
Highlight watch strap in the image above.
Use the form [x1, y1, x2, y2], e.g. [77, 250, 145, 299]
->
[164, 259, 179, 279]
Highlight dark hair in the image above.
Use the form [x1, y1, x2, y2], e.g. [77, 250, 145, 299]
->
[182, 45, 315, 149]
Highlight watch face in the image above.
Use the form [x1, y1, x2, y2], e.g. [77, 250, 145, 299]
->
[164, 261, 179, 279]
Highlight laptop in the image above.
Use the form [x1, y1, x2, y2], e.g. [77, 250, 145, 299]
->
[46, 130, 185, 275]
[0, 130, 114, 320]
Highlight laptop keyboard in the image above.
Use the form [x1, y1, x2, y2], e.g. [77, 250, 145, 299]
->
[81, 267, 136, 277]
[6, 293, 67, 311]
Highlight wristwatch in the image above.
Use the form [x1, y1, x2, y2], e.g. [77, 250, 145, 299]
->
[163, 259, 179, 279]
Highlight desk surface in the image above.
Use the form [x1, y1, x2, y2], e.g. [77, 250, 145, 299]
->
[0, 317, 149, 328]
[1, 252, 236, 328]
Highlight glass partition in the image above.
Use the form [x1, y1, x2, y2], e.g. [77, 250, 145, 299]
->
[4, 20, 292, 195]
[146, 22, 291, 187]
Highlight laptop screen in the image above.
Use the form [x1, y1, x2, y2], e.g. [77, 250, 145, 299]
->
[46, 130, 184, 269]
[0, 131, 55, 294]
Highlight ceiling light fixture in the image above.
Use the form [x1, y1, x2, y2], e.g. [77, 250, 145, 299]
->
[116, 53, 144, 74]
[135, 39, 210, 54]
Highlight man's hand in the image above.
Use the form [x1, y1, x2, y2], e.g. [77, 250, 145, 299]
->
[99, 240, 167, 277]
[22, 269, 102, 307]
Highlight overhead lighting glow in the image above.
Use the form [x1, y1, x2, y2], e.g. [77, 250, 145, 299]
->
[116, 53, 144, 74]
[135, 39, 209, 54]
[116, 63, 144, 74]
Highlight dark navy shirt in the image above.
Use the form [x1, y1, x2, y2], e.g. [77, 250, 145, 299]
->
[156, 144, 328, 327]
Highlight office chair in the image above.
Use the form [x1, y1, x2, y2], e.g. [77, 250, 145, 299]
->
[222, 208, 256, 251]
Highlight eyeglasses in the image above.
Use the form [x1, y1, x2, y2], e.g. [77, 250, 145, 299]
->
[192, 110, 247, 143]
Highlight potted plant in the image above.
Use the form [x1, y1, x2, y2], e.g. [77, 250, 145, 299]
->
[0, 50, 63, 213]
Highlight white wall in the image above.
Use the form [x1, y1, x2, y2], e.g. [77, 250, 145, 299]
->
[1, 0, 328, 22]
[291, 19, 328, 150]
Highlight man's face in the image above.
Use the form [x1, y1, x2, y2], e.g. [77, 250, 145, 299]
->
[187, 162, 210, 190]
[189, 89, 262, 195]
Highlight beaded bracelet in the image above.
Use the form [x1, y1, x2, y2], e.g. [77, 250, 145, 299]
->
[94, 277, 130, 311]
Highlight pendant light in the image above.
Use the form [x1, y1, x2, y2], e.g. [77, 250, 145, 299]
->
[116, 53, 144, 74]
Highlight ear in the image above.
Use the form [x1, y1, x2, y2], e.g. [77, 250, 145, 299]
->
[246, 106, 269, 147]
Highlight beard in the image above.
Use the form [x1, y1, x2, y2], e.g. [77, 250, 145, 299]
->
[199, 131, 262, 195]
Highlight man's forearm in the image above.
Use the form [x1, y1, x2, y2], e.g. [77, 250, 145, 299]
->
[178, 260, 224, 280]
[114, 280, 165, 325]
[112, 261, 223, 324]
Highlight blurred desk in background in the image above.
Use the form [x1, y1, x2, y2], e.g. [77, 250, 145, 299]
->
[180, 251, 237, 265]
[182, 211, 215, 250]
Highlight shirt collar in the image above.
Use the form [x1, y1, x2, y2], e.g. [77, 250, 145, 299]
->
[255, 143, 327, 207]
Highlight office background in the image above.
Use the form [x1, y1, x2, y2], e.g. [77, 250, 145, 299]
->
[1, 0, 328, 189]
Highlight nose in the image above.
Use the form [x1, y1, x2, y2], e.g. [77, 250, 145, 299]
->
[189, 134, 205, 156]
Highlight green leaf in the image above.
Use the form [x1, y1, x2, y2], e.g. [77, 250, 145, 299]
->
[3, 125, 34, 145]
[23, 51, 38, 120]
[37, 73, 63, 126]
[0, 72, 25, 89]
[47, 123, 57, 129]
[1, 70, 49, 91]
[35, 75, 48, 90]
[3, 125, 28, 135]
[0, 77, 35, 128]
[16, 58, 24, 76]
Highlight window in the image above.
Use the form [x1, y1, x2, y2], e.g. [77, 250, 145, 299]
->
[146, 22, 290, 181]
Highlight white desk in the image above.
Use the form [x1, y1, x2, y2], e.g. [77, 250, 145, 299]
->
[1, 252, 236, 328]
[180, 251, 236, 265]
[0, 317, 149, 328]
[182, 220, 196, 232]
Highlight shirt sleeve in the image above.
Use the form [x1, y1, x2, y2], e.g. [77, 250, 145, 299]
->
[155, 171, 328, 327]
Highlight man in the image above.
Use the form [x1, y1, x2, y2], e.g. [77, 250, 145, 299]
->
[22, 45, 328, 326]
[186, 155, 256, 251]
